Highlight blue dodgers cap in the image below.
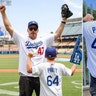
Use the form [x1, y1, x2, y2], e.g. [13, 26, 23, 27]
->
[28, 21, 38, 28]
[45, 47, 57, 57]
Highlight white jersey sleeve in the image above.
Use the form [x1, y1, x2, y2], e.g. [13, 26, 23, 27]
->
[43, 34, 54, 47]
[60, 64, 72, 76]
[13, 31, 24, 46]
[32, 63, 43, 76]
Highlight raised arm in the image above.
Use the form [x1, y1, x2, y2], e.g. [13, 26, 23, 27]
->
[71, 64, 76, 76]
[27, 52, 34, 73]
[54, 18, 67, 40]
[0, 5, 14, 37]
[54, 4, 73, 40]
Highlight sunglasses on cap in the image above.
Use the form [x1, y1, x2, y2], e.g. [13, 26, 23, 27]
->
[29, 27, 38, 31]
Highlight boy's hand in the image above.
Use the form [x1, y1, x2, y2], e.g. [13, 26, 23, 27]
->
[28, 52, 34, 58]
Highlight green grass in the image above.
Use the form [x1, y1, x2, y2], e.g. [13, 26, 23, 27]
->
[0, 58, 18, 69]
[63, 73, 82, 96]
[0, 54, 82, 96]
[59, 61, 82, 96]
[0, 54, 18, 69]
[0, 73, 19, 90]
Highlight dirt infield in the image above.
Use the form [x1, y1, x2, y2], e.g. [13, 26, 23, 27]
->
[0, 54, 70, 58]
[0, 69, 18, 73]
[0, 55, 18, 58]
[0, 69, 82, 73]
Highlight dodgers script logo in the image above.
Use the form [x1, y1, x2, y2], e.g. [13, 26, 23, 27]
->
[25, 41, 43, 49]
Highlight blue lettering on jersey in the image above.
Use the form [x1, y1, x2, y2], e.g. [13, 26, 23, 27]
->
[48, 68, 57, 73]
[25, 41, 43, 49]
[92, 27, 96, 33]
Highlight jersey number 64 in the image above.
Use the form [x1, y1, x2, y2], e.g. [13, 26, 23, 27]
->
[47, 75, 59, 86]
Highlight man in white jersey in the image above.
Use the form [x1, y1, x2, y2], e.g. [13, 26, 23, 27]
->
[27, 47, 76, 96]
[0, 4, 73, 96]
[83, 14, 96, 96]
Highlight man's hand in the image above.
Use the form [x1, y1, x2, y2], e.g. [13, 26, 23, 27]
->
[0, 5, 6, 13]
[83, 13, 94, 22]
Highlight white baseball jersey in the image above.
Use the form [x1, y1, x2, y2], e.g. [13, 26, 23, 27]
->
[32, 62, 72, 96]
[83, 21, 96, 78]
[13, 31, 54, 77]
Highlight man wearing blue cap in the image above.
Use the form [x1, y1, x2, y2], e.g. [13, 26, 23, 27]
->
[0, 4, 73, 96]
[27, 47, 76, 96]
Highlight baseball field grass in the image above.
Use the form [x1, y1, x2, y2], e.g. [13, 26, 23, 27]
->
[0, 54, 82, 96]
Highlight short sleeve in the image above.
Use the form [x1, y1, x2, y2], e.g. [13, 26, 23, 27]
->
[32, 64, 43, 76]
[61, 64, 72, 76]
[43, 34, 54, 47]
[13, 31, 24, 46]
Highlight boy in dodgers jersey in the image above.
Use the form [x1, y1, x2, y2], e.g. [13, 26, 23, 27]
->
[83, 14, 96, 96]
[27, 47, 76, 96]
[0, 4, 72, 96]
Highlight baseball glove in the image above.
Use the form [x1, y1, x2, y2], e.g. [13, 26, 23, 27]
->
[61, 4, 73, 18]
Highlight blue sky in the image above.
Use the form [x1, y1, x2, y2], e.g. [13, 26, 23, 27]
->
[84, 0, 96, 10]
[0, 0, 82, 37]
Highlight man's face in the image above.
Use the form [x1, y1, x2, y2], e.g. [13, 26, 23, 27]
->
[27, 25, 38, 40]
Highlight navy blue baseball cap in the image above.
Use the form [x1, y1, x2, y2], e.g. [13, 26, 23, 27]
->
[28, 21, 38, 28]
[45, 47, 57, 57]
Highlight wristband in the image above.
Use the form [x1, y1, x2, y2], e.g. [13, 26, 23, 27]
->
[61, 21, 66, 24]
